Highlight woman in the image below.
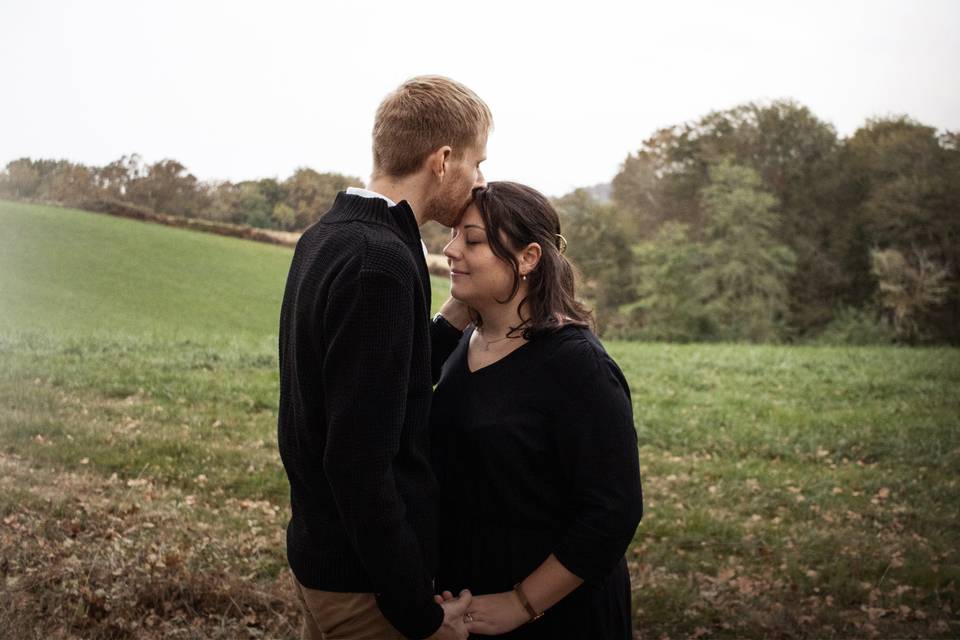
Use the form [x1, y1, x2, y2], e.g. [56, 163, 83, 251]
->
[431, 182, 643, 639]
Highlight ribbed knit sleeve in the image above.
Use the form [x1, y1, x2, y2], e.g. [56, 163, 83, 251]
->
[319, 266, 444, 639]
[550, 337, 644, 585]
[430, 316, 463, 384]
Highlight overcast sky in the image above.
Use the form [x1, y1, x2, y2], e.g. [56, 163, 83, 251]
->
[2, 0, 958, 197]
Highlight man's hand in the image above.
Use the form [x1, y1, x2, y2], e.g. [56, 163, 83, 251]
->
[437, 297, 471, 331]
[427, 589, 472, 640]
[462, 591, 530, 636]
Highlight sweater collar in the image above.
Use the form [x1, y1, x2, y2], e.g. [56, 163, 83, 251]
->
[345, 186, 396, 207]
[322, 191, 422, 245]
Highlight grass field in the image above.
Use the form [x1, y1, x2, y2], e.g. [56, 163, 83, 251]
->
[1, 200, 958, 639]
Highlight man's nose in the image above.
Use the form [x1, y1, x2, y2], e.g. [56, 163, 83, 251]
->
[475, 169, 486, 189]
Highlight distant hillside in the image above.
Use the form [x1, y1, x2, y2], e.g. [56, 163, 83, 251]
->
[0, 200, 450, 338]
[583, 182, 612, 202]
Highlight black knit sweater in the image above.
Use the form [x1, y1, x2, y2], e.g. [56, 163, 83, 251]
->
[277, 193, 462, 639]
[432, 325, 643, 638]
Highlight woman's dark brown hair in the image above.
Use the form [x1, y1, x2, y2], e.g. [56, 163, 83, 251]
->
[471, 181, 594, 339]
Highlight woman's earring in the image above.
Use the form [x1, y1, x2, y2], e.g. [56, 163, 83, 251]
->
[522, 274, 527, 281]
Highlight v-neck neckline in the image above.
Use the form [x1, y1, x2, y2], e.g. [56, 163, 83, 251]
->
[463, 326, 534, 375]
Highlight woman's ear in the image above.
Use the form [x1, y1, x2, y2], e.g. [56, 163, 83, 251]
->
[520, 242, 542, 277]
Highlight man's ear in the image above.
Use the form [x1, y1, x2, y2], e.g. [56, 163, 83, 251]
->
[520, 242, 543, 277]
[427, 146, 453, 182]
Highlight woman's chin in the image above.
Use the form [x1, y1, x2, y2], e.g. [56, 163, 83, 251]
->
[449, 285, 474, 306]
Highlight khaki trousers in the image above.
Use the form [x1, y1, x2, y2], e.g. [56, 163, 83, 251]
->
[292, 574, 407, 640]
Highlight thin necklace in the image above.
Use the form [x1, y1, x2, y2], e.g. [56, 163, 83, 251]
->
[476, 327, 519, 351]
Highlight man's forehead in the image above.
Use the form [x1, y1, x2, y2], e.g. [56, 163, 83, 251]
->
[474, 135, 489, 157]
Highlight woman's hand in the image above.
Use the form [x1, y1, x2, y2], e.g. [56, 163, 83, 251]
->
[437, 297, 472, 331]
[462, 591, 531, 636]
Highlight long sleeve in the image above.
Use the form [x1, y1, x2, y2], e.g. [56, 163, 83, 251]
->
[319, 267, 443, 639]
[430, 316, 463, 384]
[550, 338, 644, 584]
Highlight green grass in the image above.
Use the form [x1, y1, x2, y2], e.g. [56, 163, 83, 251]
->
[1, 200, 959, 639]
[0, 199, 451, 502]
[0, 199, 450, 338]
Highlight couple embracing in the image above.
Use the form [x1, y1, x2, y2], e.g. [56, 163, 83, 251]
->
[277, 76, 643, 640]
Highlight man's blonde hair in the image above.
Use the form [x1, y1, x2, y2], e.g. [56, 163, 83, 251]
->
[372, 75, 493, 178]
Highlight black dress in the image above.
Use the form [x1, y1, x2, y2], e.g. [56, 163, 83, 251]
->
[431, 324, 643, 640]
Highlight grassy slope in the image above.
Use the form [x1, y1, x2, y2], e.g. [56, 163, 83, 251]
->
[1, 200, 958, 639]
[0, 200, 449, 338]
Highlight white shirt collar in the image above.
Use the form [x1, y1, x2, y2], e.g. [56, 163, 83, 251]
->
[346, 186, 396, 207]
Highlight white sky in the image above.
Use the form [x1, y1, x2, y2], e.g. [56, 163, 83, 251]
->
[2, 0, 958, 197]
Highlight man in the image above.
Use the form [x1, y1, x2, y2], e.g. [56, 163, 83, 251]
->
[277, 75, 490, 639]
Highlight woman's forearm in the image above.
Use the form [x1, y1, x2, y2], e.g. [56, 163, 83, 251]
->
[460, 552, 586, 634]
[518, 553, 584, 616]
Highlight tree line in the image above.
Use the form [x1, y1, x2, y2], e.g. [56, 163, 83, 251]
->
[0, 154, 362, 232]
[2, 100, 957, 344]
[554, 102, 959, 345]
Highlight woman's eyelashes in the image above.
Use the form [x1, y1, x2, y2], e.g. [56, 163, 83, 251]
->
[450, 226, 484, 246]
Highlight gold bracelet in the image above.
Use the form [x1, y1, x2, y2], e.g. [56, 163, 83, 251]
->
[513, 583, 544, 622]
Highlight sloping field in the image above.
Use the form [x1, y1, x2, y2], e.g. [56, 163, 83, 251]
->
[0, 200, 449, 338]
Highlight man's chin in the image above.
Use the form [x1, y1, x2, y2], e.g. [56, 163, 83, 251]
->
[431, 197, 471, 228]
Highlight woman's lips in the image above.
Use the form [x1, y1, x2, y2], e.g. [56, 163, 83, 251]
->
[450, 269, 469, 277]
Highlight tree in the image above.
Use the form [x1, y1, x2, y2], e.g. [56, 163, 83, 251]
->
[204, 181, 242, 223]
[632, 222, 710, 341]
[94, 154, 144, 200]
[1, 158, 44, 198]
[256, 178, 283, 210]
[47, 162, 97, 206]
[843, 118, 960, 343]
[236, 181, 272, 228]
[553, 189, 635, 331]
[871, 248, 950, 343]
[283, 169, 362, 229]
[695, 160, 796, 342]
[611, 100, 846, 336]
[271, 202, 297, 230]
[123, 158, 205, 217]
